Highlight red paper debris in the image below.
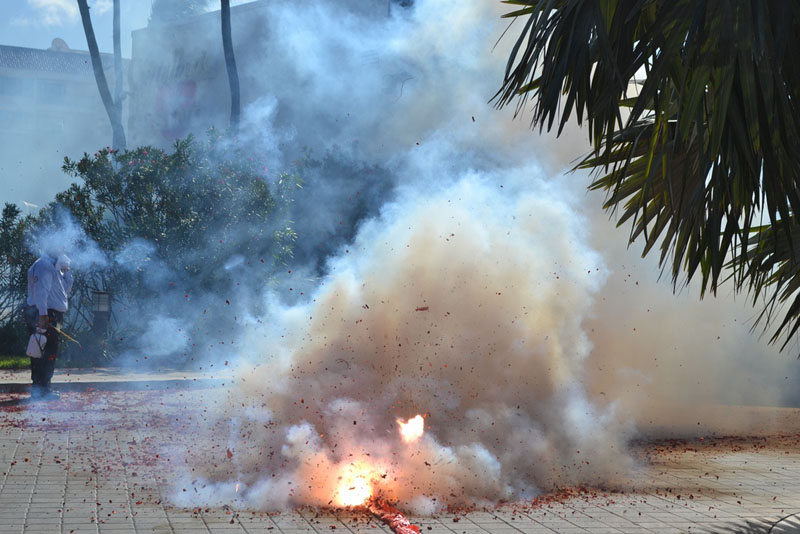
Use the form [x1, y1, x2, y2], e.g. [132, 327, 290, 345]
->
[367, 498, 421, 534]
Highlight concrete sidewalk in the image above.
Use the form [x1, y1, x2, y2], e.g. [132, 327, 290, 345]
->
[1, 387, 800, 533]
[0, 367, 235, 393]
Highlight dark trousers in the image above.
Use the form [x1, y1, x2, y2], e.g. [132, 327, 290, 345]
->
[24, 306, 63, 392]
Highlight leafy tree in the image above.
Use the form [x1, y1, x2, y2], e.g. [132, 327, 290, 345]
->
[59, 133, 299, 300]
[0, 204, 36, 354]
[496, 1, 800, 352]
[59, 134, 299, 363]
[0, 204, 31, 318]
[0, 134, 299, 360]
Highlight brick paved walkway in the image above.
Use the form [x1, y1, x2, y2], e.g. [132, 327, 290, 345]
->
[1, 387, 800, 533]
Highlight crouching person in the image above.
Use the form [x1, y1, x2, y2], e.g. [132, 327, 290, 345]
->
[24, 252, 72, 401]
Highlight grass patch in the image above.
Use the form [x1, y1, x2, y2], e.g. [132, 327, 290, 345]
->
[0, 355, 105, 370]
[0, 355, 29, 369]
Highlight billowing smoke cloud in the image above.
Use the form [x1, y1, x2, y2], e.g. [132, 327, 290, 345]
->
[17, 0, 800, 512]
[29, 207, 108, 270]
[583, 205, 800, 437]
[161, 0, 800, 512]
[174, 164, 633, 512]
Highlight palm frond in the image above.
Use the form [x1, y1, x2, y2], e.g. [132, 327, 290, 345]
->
[496, 0, 800, 352]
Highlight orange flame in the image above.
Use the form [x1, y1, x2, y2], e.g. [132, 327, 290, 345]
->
[397, 414, 425, 443]
[336, 462, 375, 507]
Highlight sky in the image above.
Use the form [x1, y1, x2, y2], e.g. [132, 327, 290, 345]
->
[0, 0, 247, 57]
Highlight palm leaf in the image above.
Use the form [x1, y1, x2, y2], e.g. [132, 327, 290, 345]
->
[496, 0, 800, 354]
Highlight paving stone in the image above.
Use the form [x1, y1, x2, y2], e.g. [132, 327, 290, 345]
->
[4, 390, 800, 533]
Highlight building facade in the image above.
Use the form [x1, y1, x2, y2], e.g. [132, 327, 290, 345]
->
[127, 0, 414, 148]
[0, 38, 123, 208]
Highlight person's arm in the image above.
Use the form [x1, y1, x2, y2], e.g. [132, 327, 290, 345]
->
[62, 269, 74, 294]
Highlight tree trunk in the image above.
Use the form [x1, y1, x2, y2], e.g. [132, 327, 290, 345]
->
[221, 0, 240, 133]
[113, 0, 123, 126]
[77, 0, 127, 150]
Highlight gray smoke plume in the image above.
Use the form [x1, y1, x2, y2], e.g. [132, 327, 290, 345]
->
[29, 208, 108, 271]
[18, 0, 799, 512]
[161, 1, 788, 512]
[174, 160, 634, 512]
[163, 0, 800, 512]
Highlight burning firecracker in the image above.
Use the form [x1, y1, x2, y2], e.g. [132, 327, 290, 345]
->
[366, 498, 421, 534]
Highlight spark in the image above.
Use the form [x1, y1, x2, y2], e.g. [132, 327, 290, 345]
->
[336, 462, 375, 507]
[397, 414, 424, 444]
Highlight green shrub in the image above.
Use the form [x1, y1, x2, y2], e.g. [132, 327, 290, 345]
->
[0, 133, 301, 364]
[0, 355, 28, 370]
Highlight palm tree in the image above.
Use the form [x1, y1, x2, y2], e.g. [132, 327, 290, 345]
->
[113, 0, 123, 131]
[77, 0, 127, 150]
[495, 0, 800, 352]
[221, 0, 240, 132]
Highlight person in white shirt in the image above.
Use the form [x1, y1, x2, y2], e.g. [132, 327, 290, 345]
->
[24, 252, 73, 400]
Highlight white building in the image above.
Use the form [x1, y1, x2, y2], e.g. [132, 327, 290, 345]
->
[128, 0, 414, 148]
[0, 38, 124, 208]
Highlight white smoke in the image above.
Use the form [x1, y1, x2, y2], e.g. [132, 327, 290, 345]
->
[151, 0, 800, 512]
[7, 0, 790, 513]
[175, 163, 634, 512]
[29, 208, 108, 270]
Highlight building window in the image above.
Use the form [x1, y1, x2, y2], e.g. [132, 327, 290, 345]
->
[37, 80, 67, 103]
[0, 76, 35, 97]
